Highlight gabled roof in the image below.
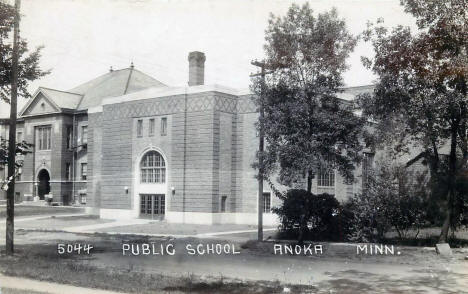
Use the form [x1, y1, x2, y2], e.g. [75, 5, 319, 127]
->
[39, 87, 83, 110]
[16, 67, 167, 117]
[336, 85, 374, 101]
[70, 67, 167, 110]
[19, 87, 83, 117]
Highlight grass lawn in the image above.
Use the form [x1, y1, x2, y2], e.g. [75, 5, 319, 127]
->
[0, 205, 84, 218]
[0, 243, 315, 294]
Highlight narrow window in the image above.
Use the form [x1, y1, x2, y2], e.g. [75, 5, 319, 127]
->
[263, 192, 271, 213]
[81, 163, 87, 180]
[220, 195, 227, 212]
[137, 119, 143, 137]
[65, 163, 71, 181]
[149, 118, 155, 136]
[161, 117, 167, 136]
[46, 127, 51, 149]
[66, 125, 73, 149]
[81, 126, 88, 144]
[37, 126, 52, 150]
[16, 131, 22, 142]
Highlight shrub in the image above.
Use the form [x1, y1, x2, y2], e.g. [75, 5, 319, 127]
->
[273, 189, 342, 242]
[347, 161, 429, 242]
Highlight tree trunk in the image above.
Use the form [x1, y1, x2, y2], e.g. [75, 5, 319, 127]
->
[439, 190, 452, 243]
[6, 0, 21, 256]
[298, 216, 306, 245]
[307, 170, 312, 193]
[439, 123, 458, 243]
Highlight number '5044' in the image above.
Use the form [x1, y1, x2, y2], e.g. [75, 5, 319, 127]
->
[57, 243, 93, 255]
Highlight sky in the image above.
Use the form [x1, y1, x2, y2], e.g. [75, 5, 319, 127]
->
[0, 0, 417, 117]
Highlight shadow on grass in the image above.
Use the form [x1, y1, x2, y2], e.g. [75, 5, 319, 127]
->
[0, 243, 317, 294]
[318, 269, 466, 294]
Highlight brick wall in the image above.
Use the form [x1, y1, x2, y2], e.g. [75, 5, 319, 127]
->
[87, 112, 102, 209]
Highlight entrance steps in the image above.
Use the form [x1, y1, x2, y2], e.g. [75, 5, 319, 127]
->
[19, 200, 46, 206]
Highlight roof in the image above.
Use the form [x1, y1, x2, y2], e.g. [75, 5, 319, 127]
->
[336, 85, 374, 101]
[16, 67, 167, 117]
[39, 87, 83, 110]
[70, 67, 167, 110]
[0, 100, 9, 119]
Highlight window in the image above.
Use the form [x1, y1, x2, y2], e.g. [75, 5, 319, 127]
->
[263, 192, 271, 213]
[161, 117, 167, 136]
[149, 118, 155, 136]
[318, 168, 335, 187]
[140, 151, 166, 183]
[65, 163, 71, 181]
[66, 125, 73, 149]
[220, 195, 227, 212]
[81, 126, 88, 144]
[81, 163, 87, 180]
[37, 126, 51, 150]
[137, 120, 143, 137]
[16, 131, 22, 142]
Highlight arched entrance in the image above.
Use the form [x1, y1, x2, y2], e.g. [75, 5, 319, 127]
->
[138, 150, 167, 219]
[37, 169, 50, 200]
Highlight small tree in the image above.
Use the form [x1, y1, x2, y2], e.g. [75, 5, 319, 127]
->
[0, 137, 32, 184]
[348, 157, 429, 242]
[273, 189, 341, 242]
[252, 3, 366, 193]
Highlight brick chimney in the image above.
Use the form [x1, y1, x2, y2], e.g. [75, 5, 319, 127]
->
[188, 51, 205, 86]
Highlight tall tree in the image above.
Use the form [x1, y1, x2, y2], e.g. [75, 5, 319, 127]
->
[0, 1, 48, 103]
[1, 0, 48, 254]
[252, 3, 365, 193]
[358, 0, 467, 243]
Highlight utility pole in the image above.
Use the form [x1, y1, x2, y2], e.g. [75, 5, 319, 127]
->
[251, 60, 267, 242]
[6, 0, 21, 255]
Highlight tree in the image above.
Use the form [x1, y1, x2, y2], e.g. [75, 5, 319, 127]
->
[0, 1, 48, 102]
[1, 0, 48, 254]
[348, 157, 428, 242]
[358, 0, 467, 243]
[273, 189, 341, 242]
[252, 3, 365, 194]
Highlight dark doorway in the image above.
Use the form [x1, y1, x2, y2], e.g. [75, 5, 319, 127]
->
[140, 194, 165, 220]
[37, 169, 50, 200]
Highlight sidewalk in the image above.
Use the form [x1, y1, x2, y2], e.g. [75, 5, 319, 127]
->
[0, 274, 127, 294]
[8, 214, 278, 240]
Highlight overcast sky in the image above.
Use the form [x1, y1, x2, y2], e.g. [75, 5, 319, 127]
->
[1, 0, 417, 117]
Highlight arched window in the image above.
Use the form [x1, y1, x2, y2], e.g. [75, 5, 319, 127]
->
[140, 151, 166, 183]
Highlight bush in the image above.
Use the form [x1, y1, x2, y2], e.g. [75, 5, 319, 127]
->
[347, 162, 429, 242]
[346, 192, 391, 242]
[273, 189, 343, 242]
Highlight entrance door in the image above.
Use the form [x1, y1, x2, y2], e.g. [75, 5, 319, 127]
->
[140, 194, 165, 220]
[37, 169, 50, 200]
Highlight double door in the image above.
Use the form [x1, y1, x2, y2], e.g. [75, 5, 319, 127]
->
[140, 194, 165, 220]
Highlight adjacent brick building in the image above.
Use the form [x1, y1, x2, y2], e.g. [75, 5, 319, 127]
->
[0, 52, 373, 225]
